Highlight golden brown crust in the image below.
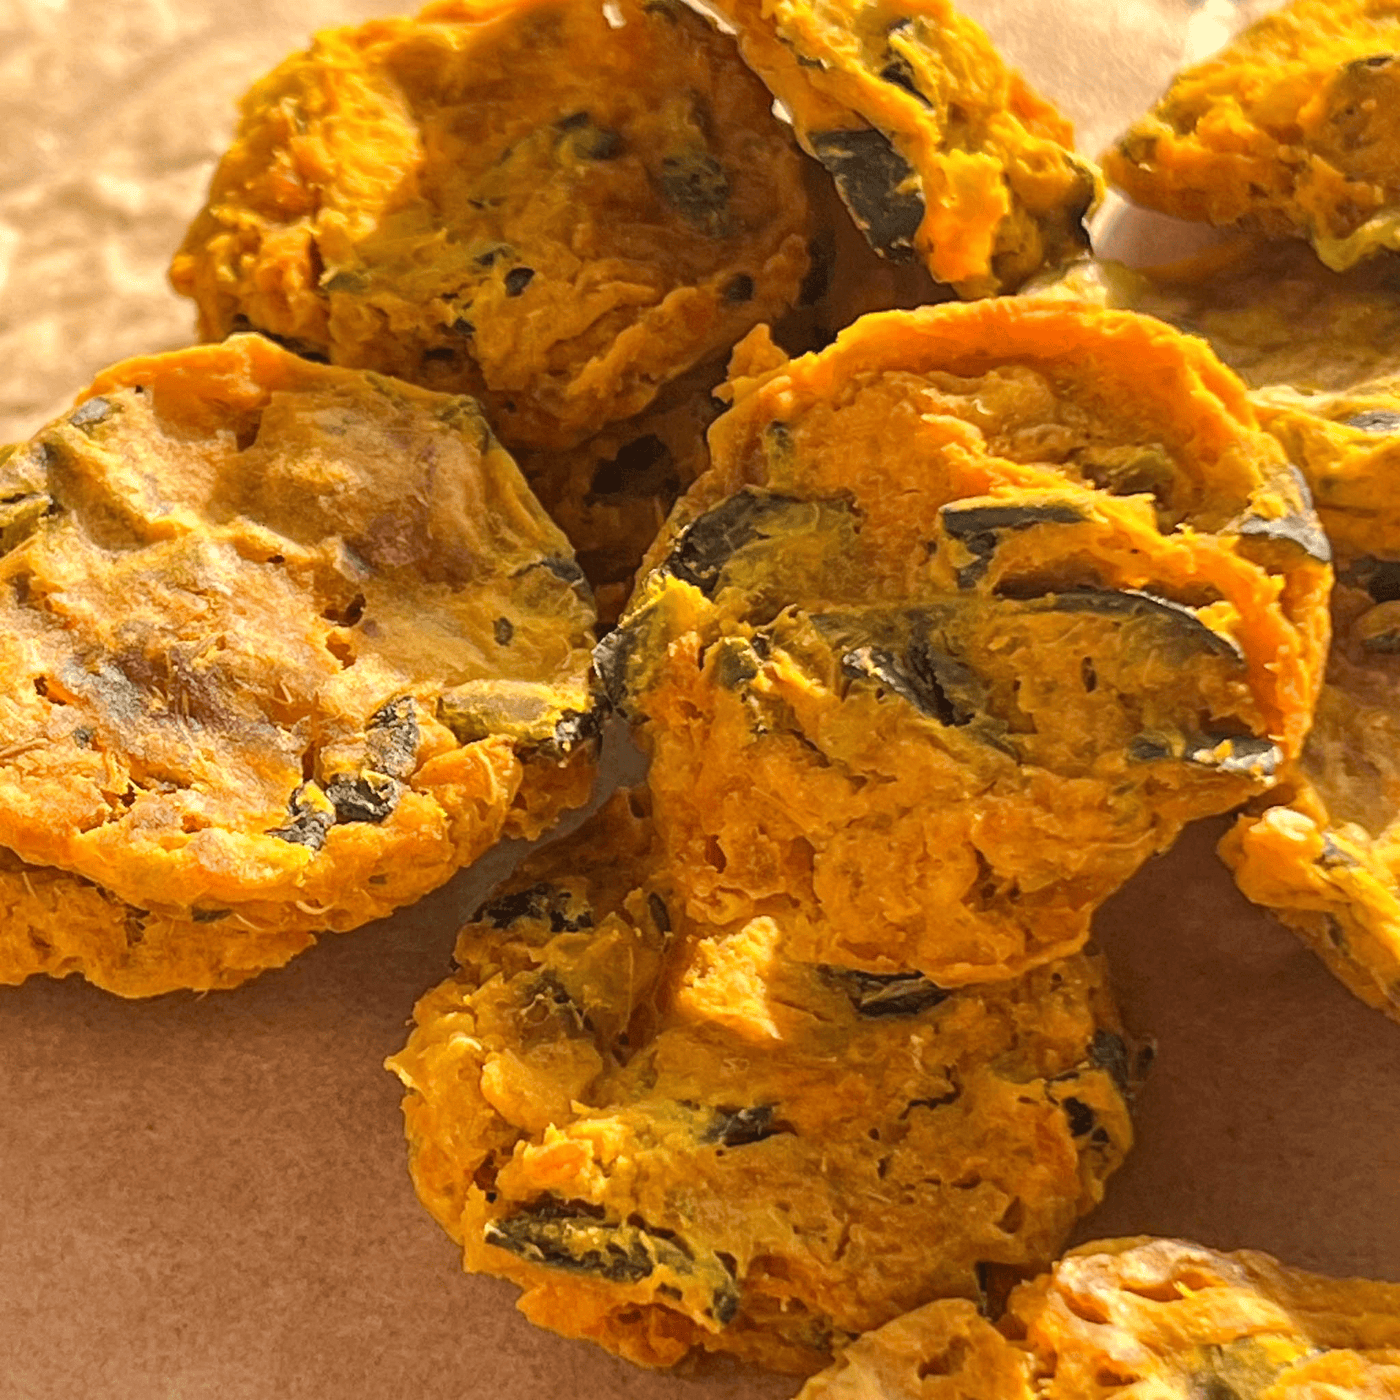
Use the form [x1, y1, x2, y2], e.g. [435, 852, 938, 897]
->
[712, 0, 1099, 296]
[387, 789, 1136, 1374]
[170, 0, 815, 452]
[1104, 0, 1400, 270]
[0, 335, 597, 966]
[602, 302, 1330, 984]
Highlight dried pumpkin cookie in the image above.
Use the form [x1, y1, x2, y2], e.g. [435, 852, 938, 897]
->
[1104, 0, 1400, 271]
[796, 1237, 1400, 1399]
[169, 0, 814, 453]
[709, 0, 1099, 297]
[0, 334, 598, 980]
[387, 789, 1138, 1374]
[600, 302, 1330, 985]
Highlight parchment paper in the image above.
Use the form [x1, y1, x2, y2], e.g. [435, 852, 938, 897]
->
[3, 3, 1398, 1398]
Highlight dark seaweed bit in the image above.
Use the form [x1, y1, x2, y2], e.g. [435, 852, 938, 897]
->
[1129, 731, 1281, 777]
[504, 267, 535, 297]
[828, 967, 953, 1018]
[1318, 835, 1361, 869]
[69, 397, 112, 429]
[475, 880, 594, 933]
[588, 434, 678, 500]
[1343, 555, 1400, 603]
[703, 1104, 788, 1148]
[1088, 1028, 1131, 1094]
[366, 696, 419, 779]
[662, 488, 809, 597]
[484, 1206, 654, 1285]
[494, 616, 515, 646]
[708, 1278, 741, 1327]
[1009, 587, 1244, 662]
[556, 115, 624, 161]
[266, 786, 335, 851]
[1237, 510, 1331, 563]
[524, 969, 591, 1036]
[524, 555, 593, 604]
[324, 771, 401, 825]
[549, 706, 601, 753]
[647, 891, 670, 934]
[841, 641, 981, 728]
[810, 127, 923, 261]
[711, 636, 760, 690]
[1061, 1097, 1096, 1138]
[656, 153, 731, 233]
[723, 273, 754, 304]
[451, 316, 475, 337]
[1345, 408, 1400, 433]
[72, 726, 94, 748]
[941, 500, 1087, 541]
[191, 908, 232, 924]
[878, 57, 930, 106]
[593, 620, 640, 709]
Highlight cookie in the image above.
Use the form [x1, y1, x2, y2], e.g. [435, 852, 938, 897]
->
[0, 334, 597, 969]
[387, 789, 1138, 1374]
[169, 0, 815, 452]
[711, 0, 1099, 296]
[1104, 0, 1400, 271]
[600, 302, 1331, 985]
[796, 1237, 1400, 1399]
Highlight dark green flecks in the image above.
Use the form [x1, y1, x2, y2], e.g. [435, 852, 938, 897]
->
[593, 621, 641, 710]
[940, 498, 1089, 587]
[266, 784, 335, 851]
[190, 907, 232, 924]
[1345, 408, 1400, 433]
[476, 880, 595, 933]
[530, 555, 592, 602]
[656, 153, 731, 235]
[1237, 510, 1331, 563]
[711, 636, 761, 691]
[878, 57, 930, 106]
[810, 127, 923, 260]
[647, 891, 670, 934]
[1128, 731, 1281, 778]
[494, 616, 515, 646]
[1088, 1028, 1131, 1095]
[548, 707, 601, 753]
[841, 640, 984, 727]
[662, 489, 811, 597]
[1318, 835, 1361, 869]
[557, 113, 624, 161]
[826, 967, 953, 1018]
[325, 771, 401, 825]
[703, 1104, 790, 1148]
[504, 267, 535, 297]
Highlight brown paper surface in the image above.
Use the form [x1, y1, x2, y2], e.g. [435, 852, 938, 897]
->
[3, 2, 1399, 1397]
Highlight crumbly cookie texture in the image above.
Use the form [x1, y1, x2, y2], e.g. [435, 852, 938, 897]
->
[169, 0, 814, 453]
[0, 334, 597, 966]
[387, 790, 1137, 1374]
[1027, 240, 1400, 396]
[1104, 0, 1400, 271]
[797, 1237, 1400, 1399]
[600, 302, 1330, 985]
[710, 0, 1099, 297]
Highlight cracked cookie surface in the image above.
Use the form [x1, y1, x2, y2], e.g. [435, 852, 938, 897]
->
[170, 0, 814, 453]
[797, 1237, 1400, 1399]
[601, 302, 1330, 985]
[1104, 0, 1400, 271]
[710, 0, 1099, 297]
[387, 789, 1136, 1374]
[0, 334, 597, 969]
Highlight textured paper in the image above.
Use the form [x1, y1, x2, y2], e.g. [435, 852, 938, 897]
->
[4, 2, 1399, 1398]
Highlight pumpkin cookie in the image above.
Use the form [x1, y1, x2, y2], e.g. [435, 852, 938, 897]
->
[601, 302, 1330, 985]
[1104, 0, 1400, 271]
[796, 1237, 1400, 1399]
[711, 0, 1099, 296]
[387, 789, 1137, 1374]
[0, 334, 597, 976]
[170, 0, 814, 453]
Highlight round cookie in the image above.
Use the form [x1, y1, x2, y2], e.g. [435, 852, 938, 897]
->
[601, 302, 1331, 985]
[169, 0, 815, 453]
[0, 334, 598, 957]
[1104, 0, 1400, 271]
[795, 1237, 1400, 1399]
[387, 789, 1138, 1374]
[709, 0, 1099, 297]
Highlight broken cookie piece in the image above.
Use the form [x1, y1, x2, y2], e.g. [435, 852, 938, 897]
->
[1104, 0, 1400, 271]
[796, 1237, 1400, 1399]
[387, 789, 1137, 1374]
[0, 335, 598, 989]
[170, 0, 815, 453]
[603, 302, 1329, 985]
[711, 0, 1100, 295]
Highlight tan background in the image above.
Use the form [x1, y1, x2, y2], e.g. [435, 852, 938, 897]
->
[3, 2, 1399, 1397]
